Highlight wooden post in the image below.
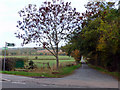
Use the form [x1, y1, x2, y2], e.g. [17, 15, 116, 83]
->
[59, 63, 62, 68]
[47, 62, 51, 69]
[43, 63, 45, 69]
[52, 63, 54, 70]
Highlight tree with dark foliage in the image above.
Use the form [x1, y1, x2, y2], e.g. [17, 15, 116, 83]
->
[15, 0, 81, 69]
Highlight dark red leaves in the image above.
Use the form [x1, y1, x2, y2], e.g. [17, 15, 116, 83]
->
[82, 13, 84, 16]
[43, 42, 49, 48]
[82, 22, 86, 28]
[28, 4, 32, 9]
[45, 7, 50, 12]
[79, 17, 83, 20]
[42, 13, 45, 17]
[32, 33, 36, 36]
[39, 7, 45, 11]
[104, 11, 106, 14]
[44, 31, 49, 34]
[74, 8, 76, 11]
[48, 2, 51, 5]
[44, 1, 47, 4]
[27, 14, 29, 18]
[17, 21, 22, 25]
[95, 2, 100, 6]
[98, 11, 101, 14]
[107, 2, 115, 7]
[16, 0, 82, 47]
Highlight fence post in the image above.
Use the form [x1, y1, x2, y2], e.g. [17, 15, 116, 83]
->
[47, 62, 51, 69]
[43, 63, 45, 69]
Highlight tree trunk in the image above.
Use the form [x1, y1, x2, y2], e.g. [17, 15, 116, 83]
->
[56, 42, 59, 70]
[55, 26, 59, 69]
[56, 55, 59, 70]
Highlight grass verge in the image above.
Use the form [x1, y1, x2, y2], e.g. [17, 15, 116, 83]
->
[0, 64, 81, 78]
[88, 64, 120, 80]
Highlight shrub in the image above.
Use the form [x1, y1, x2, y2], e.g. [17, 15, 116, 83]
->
[71, 49, 81, 64]
[2, 57, 28, 71]
[2, 58, 15, 71]
[35, 56, 38, 59]
[28, 60, 37, 69]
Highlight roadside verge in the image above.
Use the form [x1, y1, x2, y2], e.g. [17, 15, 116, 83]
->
[0, 64, 81, 78]
[88, 64, 120, 80]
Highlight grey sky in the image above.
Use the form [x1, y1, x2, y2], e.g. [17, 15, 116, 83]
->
[0, 0, 118, 48]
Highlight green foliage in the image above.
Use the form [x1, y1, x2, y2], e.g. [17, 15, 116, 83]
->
[57, 64, 81, 76]
[61, 44, 74, 56]
[29, 60, 34, 69]
[2, 57, 28, 71]
[35, 56, 38, 59]
[66, 2, 120, 72]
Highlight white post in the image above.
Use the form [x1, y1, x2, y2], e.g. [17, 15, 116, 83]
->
[3, 42, 7, 71]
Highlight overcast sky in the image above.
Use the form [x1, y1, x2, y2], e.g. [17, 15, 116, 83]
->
[0, 0, 118, 48]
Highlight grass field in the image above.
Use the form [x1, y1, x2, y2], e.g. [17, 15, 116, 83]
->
[1, 55, 75, 69]
[28, 56, 75, 68]
[1, 55, 72, 60]
[31, 60, 75, 68]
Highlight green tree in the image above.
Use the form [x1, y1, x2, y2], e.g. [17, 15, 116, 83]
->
[61, 44, 74, 56]
[67, 1, 119, 71]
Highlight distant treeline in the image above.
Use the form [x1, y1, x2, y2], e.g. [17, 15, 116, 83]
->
[0, 47, 66, 56]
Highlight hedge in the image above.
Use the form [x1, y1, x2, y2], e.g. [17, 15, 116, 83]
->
[1, 57, 28, 71]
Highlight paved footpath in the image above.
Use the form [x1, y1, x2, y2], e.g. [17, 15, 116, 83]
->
[1, 64, 119, 88]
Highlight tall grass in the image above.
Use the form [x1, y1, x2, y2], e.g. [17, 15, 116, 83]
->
[31, 60, 75, 68]
[1, 64, 81, 78]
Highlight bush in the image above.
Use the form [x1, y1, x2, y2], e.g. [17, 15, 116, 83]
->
[71, 49, 81, 64]
[2, 57, 28, 71]
[28, 60, 37, 69]
[35, 56, 38, 59]
[2, 58, 15, 71]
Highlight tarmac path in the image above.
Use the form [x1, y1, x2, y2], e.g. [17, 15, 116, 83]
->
[1, 64, 119, 88]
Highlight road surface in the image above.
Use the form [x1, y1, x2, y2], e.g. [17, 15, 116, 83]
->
[1, 64, 119, 88]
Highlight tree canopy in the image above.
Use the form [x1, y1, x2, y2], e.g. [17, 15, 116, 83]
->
[15, 0, 82, 69]
[62, 1, 120, 71]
